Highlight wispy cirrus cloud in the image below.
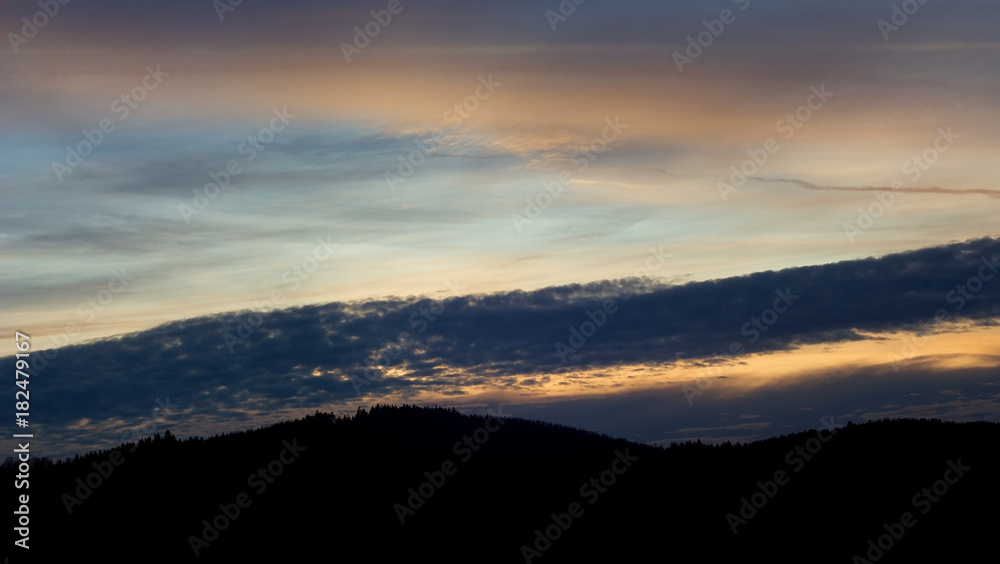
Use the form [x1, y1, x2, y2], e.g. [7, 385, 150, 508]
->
[761, 177, 1000, 199]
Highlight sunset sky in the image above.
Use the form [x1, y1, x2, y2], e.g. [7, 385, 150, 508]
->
[2, 0, 998, 458]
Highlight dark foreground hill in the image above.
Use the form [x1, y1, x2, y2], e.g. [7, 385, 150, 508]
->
[5, 405, 999, 563]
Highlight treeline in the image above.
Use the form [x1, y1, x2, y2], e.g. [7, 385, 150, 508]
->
[4, 406, 998, 563]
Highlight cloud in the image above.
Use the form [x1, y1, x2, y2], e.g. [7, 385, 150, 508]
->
[494, 361, 1000, 447]
[5, 237, 999, 458]
[676, 421, 773, 433]
[762, 178, 1000, 199]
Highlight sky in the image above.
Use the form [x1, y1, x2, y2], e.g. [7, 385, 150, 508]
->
[1, 0, 998, 459]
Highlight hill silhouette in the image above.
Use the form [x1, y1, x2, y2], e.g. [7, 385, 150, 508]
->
[5, 405, 998, 563]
